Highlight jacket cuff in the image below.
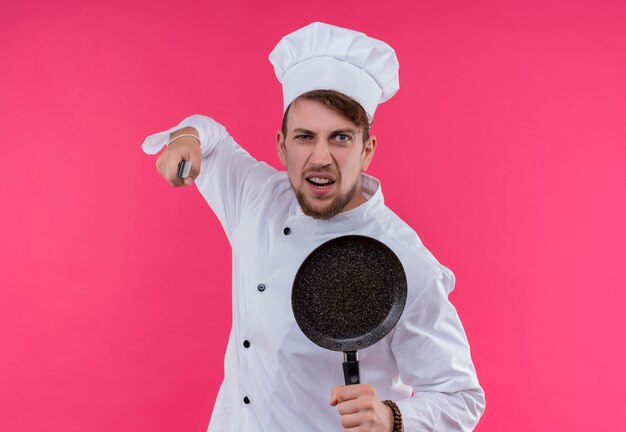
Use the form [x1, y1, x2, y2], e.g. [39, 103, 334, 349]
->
[141, 114, 219, 156]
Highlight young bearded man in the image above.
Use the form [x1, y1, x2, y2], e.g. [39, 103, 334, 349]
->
[143, 22, 485, 432]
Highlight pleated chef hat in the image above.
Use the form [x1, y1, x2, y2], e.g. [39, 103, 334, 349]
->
[269, 22, 399, 122]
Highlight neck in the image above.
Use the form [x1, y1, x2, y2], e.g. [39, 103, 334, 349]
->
[340, 190, 368, 213]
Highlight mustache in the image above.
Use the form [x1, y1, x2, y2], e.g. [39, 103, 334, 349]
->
[302, 168, 338, 177]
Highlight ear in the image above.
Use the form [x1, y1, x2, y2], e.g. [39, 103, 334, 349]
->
[276, 130, 287, 167]
[361, 135, 377, 171]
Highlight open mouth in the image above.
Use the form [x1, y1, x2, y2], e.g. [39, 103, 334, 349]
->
[306, 177, 336, 189]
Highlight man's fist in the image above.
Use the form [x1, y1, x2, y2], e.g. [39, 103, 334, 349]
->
[330, 384, 394, 432]
[155, 128, 202, 187]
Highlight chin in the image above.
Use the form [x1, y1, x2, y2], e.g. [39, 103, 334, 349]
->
[295, 187, 357, 220]
[304, 205, 337, 220]
[290, 178, 359, 220]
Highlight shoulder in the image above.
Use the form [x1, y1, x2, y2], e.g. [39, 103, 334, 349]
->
[372, 206, 455, 303]
[267, 171, 294, 198]
[241, 170, 296, 216]
[250, 170, 294, 206]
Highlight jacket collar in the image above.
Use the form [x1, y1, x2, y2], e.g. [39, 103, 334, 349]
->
[289, 174, 385, 233]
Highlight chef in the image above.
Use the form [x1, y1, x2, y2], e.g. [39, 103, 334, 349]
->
[142, 22, 485, 432]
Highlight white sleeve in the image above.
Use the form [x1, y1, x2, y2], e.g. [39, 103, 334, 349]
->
[391, 266, 486, 431]
[142, 114, 277, 240]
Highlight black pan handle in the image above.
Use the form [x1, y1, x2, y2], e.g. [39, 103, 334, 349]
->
[342, 351, 360, 385]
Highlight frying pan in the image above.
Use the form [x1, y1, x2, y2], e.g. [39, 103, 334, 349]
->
[292, 235, 407, 385]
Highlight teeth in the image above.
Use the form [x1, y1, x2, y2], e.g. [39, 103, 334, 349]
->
[309, 177, 332, 184]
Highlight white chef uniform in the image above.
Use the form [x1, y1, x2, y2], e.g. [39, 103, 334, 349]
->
[142, 114, 485, 431]
[142, 21, 484, 431]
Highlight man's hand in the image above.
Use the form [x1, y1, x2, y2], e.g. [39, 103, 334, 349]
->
[330, 384, 394, 432]
[155, 127, 202, 187]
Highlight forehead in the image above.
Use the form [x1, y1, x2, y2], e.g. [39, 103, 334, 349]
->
[286, 98, 359, 132]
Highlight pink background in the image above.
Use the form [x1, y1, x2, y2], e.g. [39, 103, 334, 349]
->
[2, 0, 625, 431]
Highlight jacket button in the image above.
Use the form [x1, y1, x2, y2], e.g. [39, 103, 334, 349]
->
[283, 227, 291, 235]
[257, 283, 265, 292]
[243, 396, 250, 404]
[243, 340, 250, 348]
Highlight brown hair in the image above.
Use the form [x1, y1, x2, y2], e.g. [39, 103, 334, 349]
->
[281, 89, 371, 143]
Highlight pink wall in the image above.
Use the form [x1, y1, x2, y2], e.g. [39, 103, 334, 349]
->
[2, 1, 625, 431]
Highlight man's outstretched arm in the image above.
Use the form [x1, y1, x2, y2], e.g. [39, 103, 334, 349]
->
[142, 114, 277, 240]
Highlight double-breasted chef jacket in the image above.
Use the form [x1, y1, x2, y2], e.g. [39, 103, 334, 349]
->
[142, 115, 485, 431]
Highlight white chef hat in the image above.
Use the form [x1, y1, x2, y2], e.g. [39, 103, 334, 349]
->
[269, 22, 400, 122]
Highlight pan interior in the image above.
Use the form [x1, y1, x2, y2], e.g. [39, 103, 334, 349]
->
[292, 236, 407, 351]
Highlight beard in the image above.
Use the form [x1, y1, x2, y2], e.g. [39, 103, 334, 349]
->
[294, 180, 360, 220]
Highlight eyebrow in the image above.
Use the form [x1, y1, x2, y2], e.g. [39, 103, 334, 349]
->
[291, 128, 358, 136]
[292, 128, 316, 135]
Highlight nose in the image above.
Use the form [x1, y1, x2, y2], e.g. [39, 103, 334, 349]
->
[309, 140, 332, 168]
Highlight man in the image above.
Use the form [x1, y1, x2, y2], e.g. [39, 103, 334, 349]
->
[142, 22, 485, 431]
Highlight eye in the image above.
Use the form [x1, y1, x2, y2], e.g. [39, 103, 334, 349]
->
[334, 134, 352, 143]
[294, 134, 313, 141]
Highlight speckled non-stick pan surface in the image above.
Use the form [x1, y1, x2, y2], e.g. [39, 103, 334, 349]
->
[292, 235, 407, 353]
